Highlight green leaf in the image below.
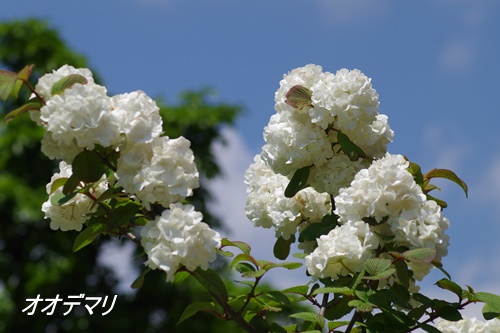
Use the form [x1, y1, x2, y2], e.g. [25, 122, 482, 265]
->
[221, 238, 251, 254]
[284, 166, 310, 198]
[282, 285, 309, 296]
[476, 292, 500, 319]
[364, 258, 392, 276]
[348, 300, 373, 312]
[419, 323, 443, 333]
[285, 85, 313, 109]
[50, 73, 88, 96]
[72, 223, 107, 252]
[270, 322, 288, 333]
[363, 268, 396, 280]
[394, 260, 410, 289]
[435, 279, 463, 301]
[426, 194, 448, 209]
[51, 191, 78, 206]
[106, 201, 140, 229]
[62, 174, 81, 195]
[299, 214, 337, 242]
[273, 235, 294, 260]
[289, 312, 325, 328]
[230, 253, 258, 270]
[403, 248, 437, 263]
[131, 268, 151, 289]
[0, 69, 17, 101]
[311, 286, 353, 296]
[12, 64, 34, 98]
[174, 270, 190, 283]
[49, 177, 69, 194]
[337, 130, 367, 161]
[435, 305, 462, 321]
[72, 149, 105, 183]
[4, 99, 42, 124]
[177, 301, 216, 325]
[191, 268, 229, 302]
[233, 262, 256, 275]
[424, 168, 468, 198]
[328, 321, 350, 330]
[408, 161, 424, 185]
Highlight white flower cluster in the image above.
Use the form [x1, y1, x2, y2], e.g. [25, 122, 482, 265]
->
[261, 64, 393, 177]
[244, 155, 331, 240]
[250, 65, 450, 284]
[35, 65, 220, 279]
[435, 317, 500, 333]
[305, 221, 379, 280]
[334, 153, 449, 280]
[140, 203, 221, 282]
[42, 161, 106, 232]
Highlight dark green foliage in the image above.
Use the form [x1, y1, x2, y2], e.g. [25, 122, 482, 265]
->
[0, 18, 243, 333]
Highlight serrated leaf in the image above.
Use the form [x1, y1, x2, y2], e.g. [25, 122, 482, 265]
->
[50, 177, 69, 194]
[177, 301, 216, 325]
[221, 238, 251, 254]
[191, 268, 228, 302]
[4, 100, 42, 124]
[419, 323, 444, 333]
[106, 202, 140, 229]
[436, 279, 463, 301]
[363, 268, 396, 280]
[131, 268, 151, 289]
[72, 150, 105, 183]
[230, 253, 258, 270]
[0, 69, 17, 101]
[403, 248, 437, 263]
[72, 223, 107, 252]
[289, 312, 325, 328]
[241, 269, 266, 278]
[337, 130, 367, 161]
[348, 300, 373, 312]
[285, 85, 313, 109]
[12, 64, 34, 98]
[62, 174, 81, 195]
[273, 235, 294, 260]
[476, 292, 500, 319]
[233, 262, 256, 274]
[282, 285, 309, 295]
[408, 161, 424, 185]
[328, 321, 350, 330]
[284, 166, 310, 198]
[311, 286, 353, 296]
[424, 168, 468, 198]
[364, 258, 392, 276]
[51, 74, 88, 96]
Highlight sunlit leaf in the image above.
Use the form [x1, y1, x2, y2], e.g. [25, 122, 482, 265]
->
[4, 99, 42, 124]
[221, 238, 251, 254]
[12, 64, 34, 98]
[424, 168, 468, 198]
[285, 85, 312, 109]
[289, 312, 325, 328]
[476, 292, 500, 320]
[0, 69, 17, 100]
[403, 248, 436, 263]
[50, 73, 88, 96]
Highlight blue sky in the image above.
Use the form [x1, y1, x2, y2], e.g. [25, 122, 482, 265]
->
[2, 0, 500, 319]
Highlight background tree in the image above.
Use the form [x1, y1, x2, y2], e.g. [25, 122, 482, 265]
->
[0, 18, 246, 332]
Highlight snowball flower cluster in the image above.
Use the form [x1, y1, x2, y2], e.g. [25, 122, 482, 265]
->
[435, 317, 500, 333]
[335, 153, 450, 279]
[261, 64, 393, 177]
[140, 203, 221, 282]
[244, 155, 331, 240]
[42, 161, 106, 231]
[305, 221, 379, 280]
[32, 65, 164, 162]
[32, 65, 219, 280]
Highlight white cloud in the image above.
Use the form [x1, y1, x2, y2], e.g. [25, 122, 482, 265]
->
[438, 37, 476, 73]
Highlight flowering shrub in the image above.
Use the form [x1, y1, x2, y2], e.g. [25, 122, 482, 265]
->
[2, 63, 500, 332]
